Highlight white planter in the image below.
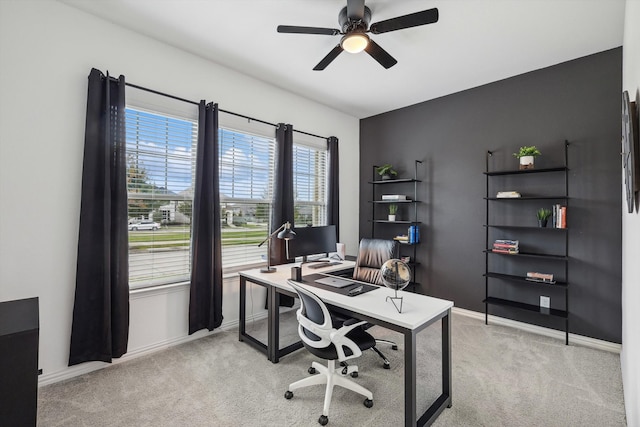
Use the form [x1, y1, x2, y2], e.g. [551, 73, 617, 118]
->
[388, 215, 396, 222]
[519, 155, 534, 170]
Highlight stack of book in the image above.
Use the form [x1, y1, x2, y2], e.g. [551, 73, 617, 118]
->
[552, 204, 567, 228]
[525, 272, 555, 284]
[492, 239, 519, 254]
[393, 235, 409, 243]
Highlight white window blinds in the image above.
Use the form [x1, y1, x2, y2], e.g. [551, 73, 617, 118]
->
[125, 107, 197, 288]
[219, 127, 276, 268]
[293, 142, 328, 227]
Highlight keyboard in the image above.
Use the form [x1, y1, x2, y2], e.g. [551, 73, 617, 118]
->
[308, 261, 342, 269]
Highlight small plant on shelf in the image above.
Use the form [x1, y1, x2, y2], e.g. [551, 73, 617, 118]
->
[388, 203, 398, 221]
[536, 208, 552, 227]
[376, 164, 398, 180]
[513, 146, 542, 158]
[513, 146, 541, 170]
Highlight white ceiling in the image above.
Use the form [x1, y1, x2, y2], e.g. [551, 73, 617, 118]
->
[60, 0, 625, 119]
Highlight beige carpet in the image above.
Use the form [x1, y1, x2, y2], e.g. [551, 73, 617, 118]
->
[37, 313, 626, 426]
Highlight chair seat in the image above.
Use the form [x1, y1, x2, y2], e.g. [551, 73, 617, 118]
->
[304, 327, 376, 361]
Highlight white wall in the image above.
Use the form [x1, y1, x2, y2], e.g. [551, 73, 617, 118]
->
[621, 0, 640, 423]
[0, 0, 360, 384]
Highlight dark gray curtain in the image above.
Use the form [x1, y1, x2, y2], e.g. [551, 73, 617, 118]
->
[189, 102, 224, 334]
[327, 136, 340, 239]
[69, 68, 129, 366]
[271, 123, 295, 307]
[271, 123, 295, 265]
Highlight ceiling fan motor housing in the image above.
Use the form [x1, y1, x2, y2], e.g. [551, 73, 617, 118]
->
[339, 6, 371, 33]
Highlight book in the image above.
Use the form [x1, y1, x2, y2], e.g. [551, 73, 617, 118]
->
[491, 248, 519, 254]
[382, 194, 408, 200]
[496, 191, 521, 198]
[525, 277, 557, 284]
[494, 239, 519, 245]
[527, 272, 554, 281]
[493, 243, 519, 248]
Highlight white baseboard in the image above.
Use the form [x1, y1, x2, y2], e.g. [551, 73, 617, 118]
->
[452, 307, 622, 354]
[38, 310, 269, 387]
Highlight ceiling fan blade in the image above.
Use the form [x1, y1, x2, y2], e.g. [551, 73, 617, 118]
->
[370, 8, 439, 34]
[313, 45, 344, 70]
[364, 39, 397, 69]
[277, 25, 340, 36]
[346, 0, 366, 20]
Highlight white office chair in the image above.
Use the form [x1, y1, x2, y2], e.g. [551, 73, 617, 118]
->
[284, 280, 374, 426]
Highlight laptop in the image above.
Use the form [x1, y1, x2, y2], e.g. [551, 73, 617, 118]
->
[314, 276, 354, 288]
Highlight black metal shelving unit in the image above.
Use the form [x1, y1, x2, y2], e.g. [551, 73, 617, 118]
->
[369, 160, 422, 289]
[484, 141, 570, 345]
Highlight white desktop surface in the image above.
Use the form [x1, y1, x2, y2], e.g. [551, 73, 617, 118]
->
[239, 261, 453, 330]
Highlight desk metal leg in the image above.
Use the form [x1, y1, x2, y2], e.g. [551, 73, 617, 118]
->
[404, 330, 417, 427]
[443, 311, 452, 407]
[269, 285, 278, 363]
[270, 288, 304, 363]
[414, 308, 453, 426]
[239, 276, 246, 342]
[238, 276, 270, 360]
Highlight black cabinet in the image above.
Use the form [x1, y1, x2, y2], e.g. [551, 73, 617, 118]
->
[0, 297, 40, 426]
[483, 142, 570, 344]
[369, 160, 422, 289]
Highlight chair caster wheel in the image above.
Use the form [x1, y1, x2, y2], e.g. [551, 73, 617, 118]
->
[383, 362, 390, 370]
[318, 415, 328, 425]
[284, 390, 293, 399]
[392, 345, 398, 350]
[351, 371, 358, 378]
[308, 367, 316, 375]
[364, 398, 374, 408]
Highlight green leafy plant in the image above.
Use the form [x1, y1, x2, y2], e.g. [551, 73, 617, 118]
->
[536, 208, 552, 220]
[388, 203, 398, 215]
[513, 146, 541, 158]
[376, 164, 398, 178]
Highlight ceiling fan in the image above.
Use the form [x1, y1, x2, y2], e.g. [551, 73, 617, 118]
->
[277, 0, 439, 70]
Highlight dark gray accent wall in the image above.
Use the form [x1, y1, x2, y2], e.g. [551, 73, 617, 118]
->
[360, 48, 622, 343]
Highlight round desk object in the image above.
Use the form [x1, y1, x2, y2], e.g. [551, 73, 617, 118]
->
[381, 259, 411, 313]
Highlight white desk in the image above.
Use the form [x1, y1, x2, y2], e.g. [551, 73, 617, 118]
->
[238, 261, 453, 427]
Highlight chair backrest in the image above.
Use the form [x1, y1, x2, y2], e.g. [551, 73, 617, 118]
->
[352, 238, 399, 285]
[288, 281, 334, 348]
[287, 280, 364, 361]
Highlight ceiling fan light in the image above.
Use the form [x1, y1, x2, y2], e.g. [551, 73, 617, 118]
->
[341, 33, 369, 54]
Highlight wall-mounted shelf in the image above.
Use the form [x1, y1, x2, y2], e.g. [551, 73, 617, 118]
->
[484, 141, 570, 345]
[370, 160, 423, 290]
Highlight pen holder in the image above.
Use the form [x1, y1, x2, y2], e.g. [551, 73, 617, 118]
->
[291, 266, 302, 282]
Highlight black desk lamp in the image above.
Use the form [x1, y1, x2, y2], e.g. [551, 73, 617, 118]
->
[258, 221, 296, 273]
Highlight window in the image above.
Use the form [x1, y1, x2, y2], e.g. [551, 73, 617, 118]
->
[293, 141, 328, 227]
[125, 102, 326, 279]
[218, 127, 276, 269]
[125, 107, 197, 289]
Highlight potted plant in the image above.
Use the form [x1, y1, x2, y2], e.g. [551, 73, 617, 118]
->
[376, 164, 398, 180]
[513, 146, 541, 170]
[388, 203, 398, 221]
[536, 208, 552, 227]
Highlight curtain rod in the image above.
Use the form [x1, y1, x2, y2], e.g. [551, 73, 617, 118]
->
[124, 81, 328, 140]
